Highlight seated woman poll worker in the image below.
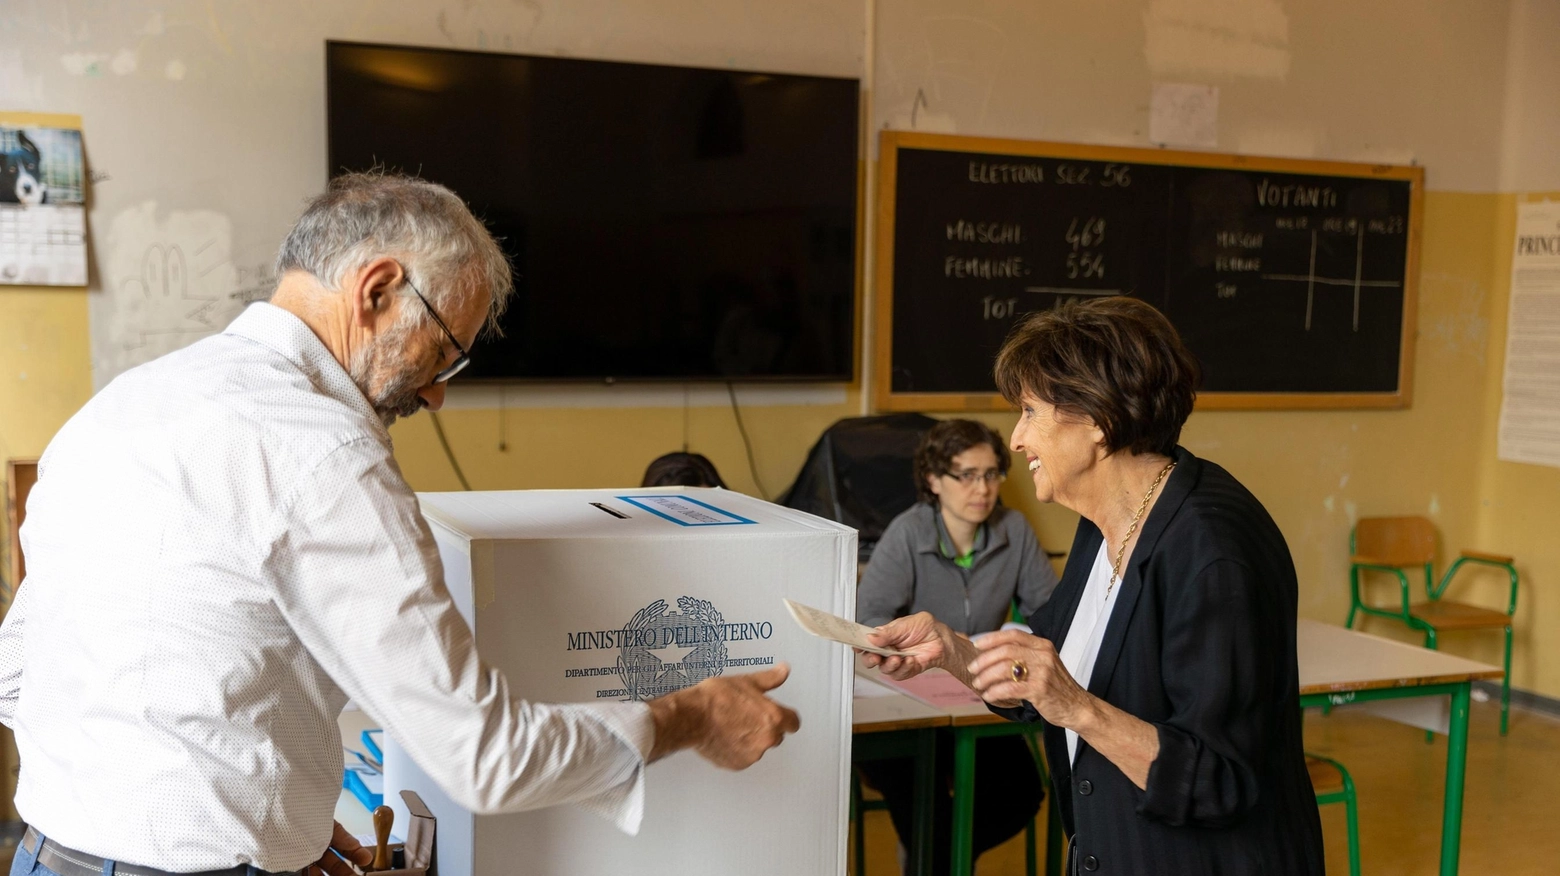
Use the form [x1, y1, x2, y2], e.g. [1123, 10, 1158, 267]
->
[641, 451, 728, 489]
[863, 298, 1325, 875]
[855, 418, 1059, 869]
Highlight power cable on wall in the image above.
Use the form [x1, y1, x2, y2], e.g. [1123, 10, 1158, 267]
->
[497, 387, 509, 453]
[726, 382, 769, 500]
[429, 411, 472, 491]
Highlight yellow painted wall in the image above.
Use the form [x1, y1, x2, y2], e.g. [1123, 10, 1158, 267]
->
[388, 390, 864, 502]
[0, 287, 92, 820]
[0, 289, 94, 587]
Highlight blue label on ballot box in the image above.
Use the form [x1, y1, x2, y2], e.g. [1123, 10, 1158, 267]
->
[616, 494, 757, 526]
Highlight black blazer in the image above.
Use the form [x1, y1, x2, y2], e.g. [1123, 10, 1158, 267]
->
[999, 448, 1324, 875]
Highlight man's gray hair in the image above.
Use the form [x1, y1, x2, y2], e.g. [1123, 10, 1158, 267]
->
[276, 172, 513, 334]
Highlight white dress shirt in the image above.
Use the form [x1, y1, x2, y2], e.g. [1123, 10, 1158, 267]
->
[1056, 544, 1120, 765]
[0, 303, 654, 872]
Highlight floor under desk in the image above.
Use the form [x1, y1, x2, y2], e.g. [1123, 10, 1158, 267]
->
[852, 698, 1560, 876]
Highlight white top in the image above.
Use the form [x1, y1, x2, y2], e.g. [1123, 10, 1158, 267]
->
[1056, 543, 1122, 764]
[0, 304, 653, 872]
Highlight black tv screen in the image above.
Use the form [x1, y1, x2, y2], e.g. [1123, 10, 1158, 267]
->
[326, 41, 860, 381]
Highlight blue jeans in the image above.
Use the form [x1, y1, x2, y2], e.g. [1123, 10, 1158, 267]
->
[9, 832, 295, 876]
[9, 834, 63, 876]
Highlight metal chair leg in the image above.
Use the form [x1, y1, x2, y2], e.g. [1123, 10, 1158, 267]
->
[1424, 628, 1439, 744]
[1024, 816, 1036, 876]
[1342, 770, 1362, 876]
[1044, 793, 1064, 876]
[1308, 754, 1362, 876]
[850, 771, 865, 876]
[1502, 624, 1513, 736]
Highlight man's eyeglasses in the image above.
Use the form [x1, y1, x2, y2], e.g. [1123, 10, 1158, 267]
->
[943, 468, 1006, 486]
[404, 276, 471, 384]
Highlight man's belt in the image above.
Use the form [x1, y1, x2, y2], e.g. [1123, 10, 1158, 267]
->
[22, 827, 303, 876]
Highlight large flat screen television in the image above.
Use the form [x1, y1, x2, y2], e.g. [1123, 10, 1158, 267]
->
[326, 41, 860, 382]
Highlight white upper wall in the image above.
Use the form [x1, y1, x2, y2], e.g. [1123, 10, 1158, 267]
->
[872, 0, 1517, 192]
[1499, 0, 1560, 192]
[0, 0, 867, 388]
[0, 0, 1553, 391]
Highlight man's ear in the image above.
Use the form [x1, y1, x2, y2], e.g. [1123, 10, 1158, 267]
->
[349, 257, 406, 330]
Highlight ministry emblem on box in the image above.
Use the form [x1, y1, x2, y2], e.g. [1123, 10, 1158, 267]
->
[564, 595, 778, 702]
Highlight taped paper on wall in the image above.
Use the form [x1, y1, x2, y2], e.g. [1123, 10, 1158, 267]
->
[1149, 82, 1219, 148]
[1497, 201, 1560, 468]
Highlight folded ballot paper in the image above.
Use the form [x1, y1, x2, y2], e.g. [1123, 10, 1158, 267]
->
[784, 598, 909, 657]
[383, 488, 857, 876]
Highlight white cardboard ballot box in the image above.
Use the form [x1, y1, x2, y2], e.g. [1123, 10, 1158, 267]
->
[382, 488, 856, 876]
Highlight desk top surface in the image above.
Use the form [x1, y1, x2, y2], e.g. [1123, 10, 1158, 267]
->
[1296, 618, 1503, 694]
[850, 620, 1504, 730]
[852, 672, 950, 733]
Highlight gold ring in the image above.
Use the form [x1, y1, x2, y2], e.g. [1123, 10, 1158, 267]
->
[1011, 661, 1029, 682]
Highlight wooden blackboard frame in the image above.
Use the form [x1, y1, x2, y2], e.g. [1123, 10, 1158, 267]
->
[872, 130, 1424, 412]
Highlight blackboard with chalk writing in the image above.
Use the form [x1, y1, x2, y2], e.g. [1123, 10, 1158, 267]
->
[873, 131, 1424, 411]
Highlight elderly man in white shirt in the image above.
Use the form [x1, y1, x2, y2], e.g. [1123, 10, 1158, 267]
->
[0, 173, 800, 876]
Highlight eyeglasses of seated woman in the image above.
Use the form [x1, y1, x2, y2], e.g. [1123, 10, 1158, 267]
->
[943, 467, 1007, 486]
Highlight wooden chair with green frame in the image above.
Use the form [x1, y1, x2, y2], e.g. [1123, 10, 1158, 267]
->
[1305, 753, 1362, 876]
[1345, 516, 1519, 734]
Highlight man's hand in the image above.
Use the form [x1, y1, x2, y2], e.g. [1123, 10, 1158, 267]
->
[648, 664, 801, 769]
[308, 821, 374, 876]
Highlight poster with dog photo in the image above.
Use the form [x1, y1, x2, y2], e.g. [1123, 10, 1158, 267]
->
[0, 112, 86, 286]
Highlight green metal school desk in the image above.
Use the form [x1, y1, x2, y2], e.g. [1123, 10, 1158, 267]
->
[1295, 619, 1501, 876]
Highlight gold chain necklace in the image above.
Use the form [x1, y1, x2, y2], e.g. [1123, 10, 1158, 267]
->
[1105, 460, 1177, 601]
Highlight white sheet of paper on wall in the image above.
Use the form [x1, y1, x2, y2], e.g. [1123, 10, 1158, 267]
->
[1497, 200, 1560, 468]
[1149, 82, 1219, 148]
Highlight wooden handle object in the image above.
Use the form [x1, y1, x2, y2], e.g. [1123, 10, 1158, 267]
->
[372, 804, 394, 871]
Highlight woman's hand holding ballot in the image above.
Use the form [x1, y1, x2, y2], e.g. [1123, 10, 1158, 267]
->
[861, 611, 960, 680]
[864, 613, 1158, 789]
[862, 613, 1083, 714]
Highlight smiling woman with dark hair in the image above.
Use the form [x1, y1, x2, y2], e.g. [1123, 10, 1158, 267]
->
[863, 297, 1325, 876]
[855, 417, 1059, 872]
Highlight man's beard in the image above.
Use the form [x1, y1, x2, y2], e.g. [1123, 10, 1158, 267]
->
[349, 320, 429, 428]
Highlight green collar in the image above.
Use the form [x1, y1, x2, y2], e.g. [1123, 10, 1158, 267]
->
[934, 509, 988, 569]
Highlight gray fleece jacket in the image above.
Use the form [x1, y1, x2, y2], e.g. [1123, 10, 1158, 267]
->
[856, 502, 1059, 635]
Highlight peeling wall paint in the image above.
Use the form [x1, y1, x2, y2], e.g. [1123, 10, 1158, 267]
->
[1143, 0, 1290, 80]
[93, 201, 239, 388]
